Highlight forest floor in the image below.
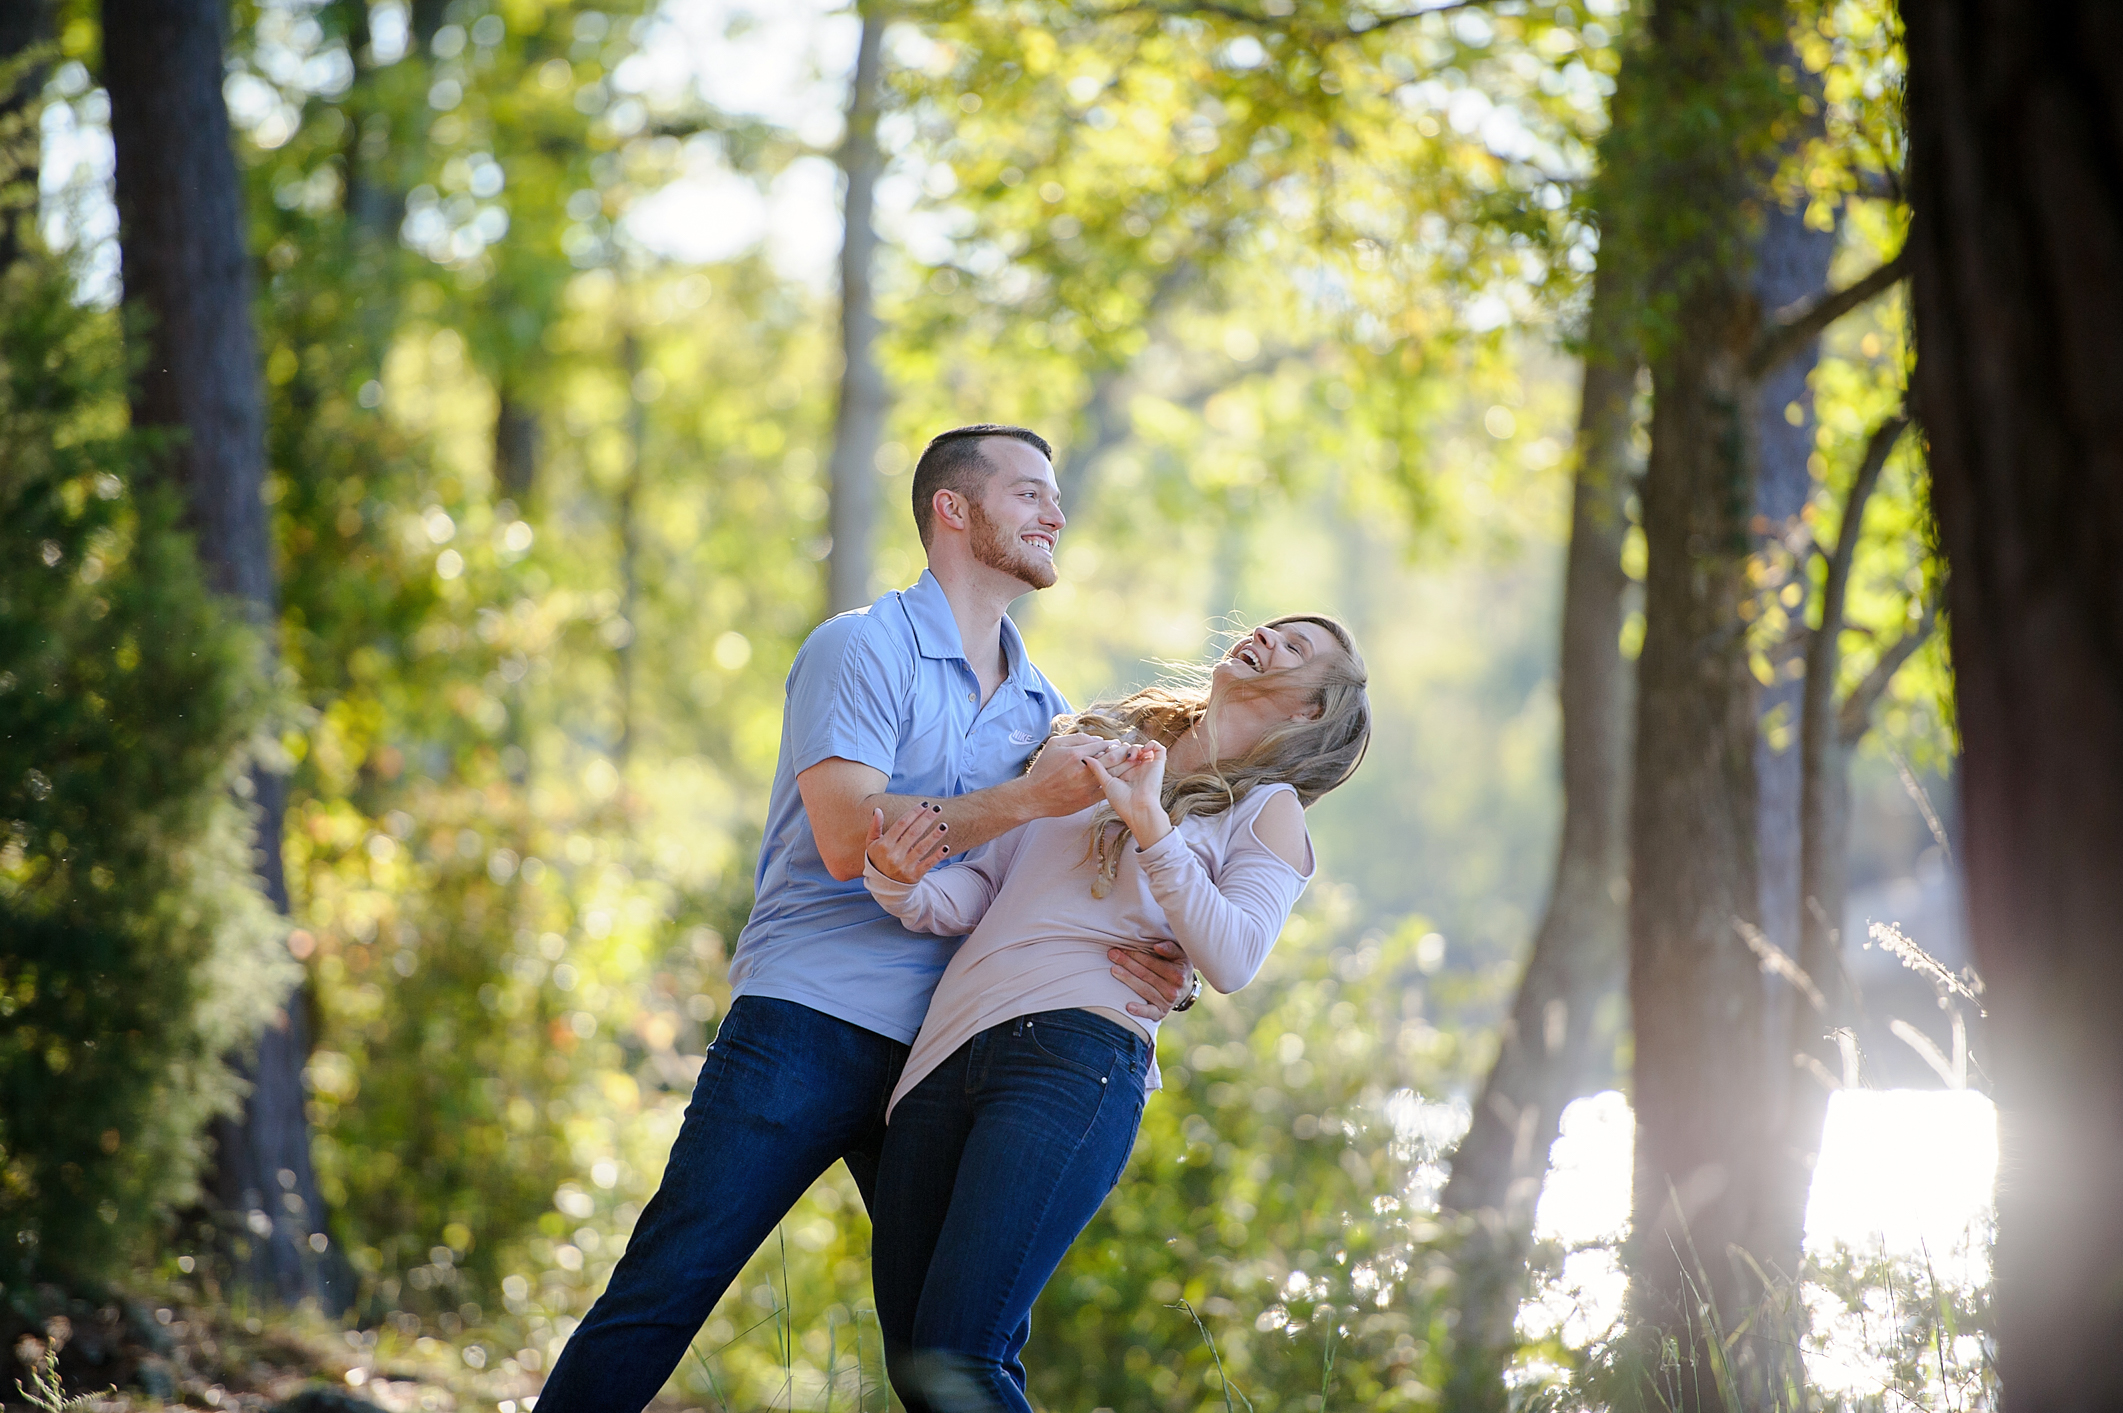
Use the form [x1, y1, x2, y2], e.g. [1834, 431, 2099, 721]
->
[0, 1287, 644, 1413]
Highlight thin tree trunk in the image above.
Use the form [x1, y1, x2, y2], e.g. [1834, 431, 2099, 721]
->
[495, 384, 541, 504]
[1755, 415, 1910, 1277]
[104, 0, 347, 1311]
[1437, 261, 1637, 1412]
[409, 0, 448, 51]
[615, 329, 645, 765]
[1746, 193, 1836, 1115]
[825, 2, 886, 616]
[0, 0, 50, 273]
[332, 0, 404, 380]
[1904, 3, 2123, 1402]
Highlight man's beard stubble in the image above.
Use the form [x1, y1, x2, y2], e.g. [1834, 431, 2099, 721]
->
[966, 499, 1057, 591]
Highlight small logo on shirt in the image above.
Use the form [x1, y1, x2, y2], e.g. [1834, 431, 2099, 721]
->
[1010, 730, 1042, 746]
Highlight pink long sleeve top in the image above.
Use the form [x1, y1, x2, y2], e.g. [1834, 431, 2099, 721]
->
[863, 782, 1315, 1119]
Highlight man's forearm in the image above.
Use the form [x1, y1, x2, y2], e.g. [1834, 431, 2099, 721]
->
[866, 776, 1044, 854]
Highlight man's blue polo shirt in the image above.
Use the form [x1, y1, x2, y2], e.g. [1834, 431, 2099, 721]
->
[727, 571, 1070, 1043]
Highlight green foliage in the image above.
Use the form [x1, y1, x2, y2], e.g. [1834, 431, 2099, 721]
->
[888, 0, 1623, 534]
[0, 251, 290, 1289]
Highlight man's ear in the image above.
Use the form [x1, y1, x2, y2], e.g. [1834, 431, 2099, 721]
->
[931, 489, 969, 533]
[1292, 698, 1326, 722]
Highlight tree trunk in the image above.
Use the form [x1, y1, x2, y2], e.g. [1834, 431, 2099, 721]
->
[1904, 3, 2123, 1404]
[1437, 260, 1637, 1412]
[615, 329, 645, 765]
[1615, 3, 1787, 1397]
[495, 384, 541, 504]
[825, 2, 886, 616]
[104, 0, 347, 1311]
[1625, 278, 1772, 1405]
[1746, 192, 1835, 1103]
[0, 0, 50, 273]
[1596, 8, 1791, 1400]
[332, 0, 404, 380]
[409, 0, 448, 52]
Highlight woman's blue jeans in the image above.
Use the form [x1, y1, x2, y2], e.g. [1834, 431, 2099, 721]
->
[872, 1008, 1150, 1413]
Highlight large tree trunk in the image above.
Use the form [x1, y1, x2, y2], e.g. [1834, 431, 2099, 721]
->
[1437, 260, 1637, 1412]
[1616, 3, 1788, 1399]
[825, 2, 886, 616]
[1625, 278, 1772, 1404]
[104, 0, 346, 1311]
[0, 0, 50, 273]
[1904, 3, 2123, 1404]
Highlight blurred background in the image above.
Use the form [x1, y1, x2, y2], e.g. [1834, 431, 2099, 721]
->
[0, 0, 1983, 1408]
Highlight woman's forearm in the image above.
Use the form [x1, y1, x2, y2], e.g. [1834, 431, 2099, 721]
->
[864, 849, 1006, 936]
[1134, 834, 1298, 994]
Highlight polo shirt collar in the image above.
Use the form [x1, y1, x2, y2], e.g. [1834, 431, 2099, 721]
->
[901, 571, 1051, 700]
[902, 570, 966, 662]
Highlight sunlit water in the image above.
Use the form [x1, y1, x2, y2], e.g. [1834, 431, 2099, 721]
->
[1514, 1088, 1998, 1397]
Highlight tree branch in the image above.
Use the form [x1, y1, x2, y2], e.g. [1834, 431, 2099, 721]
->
[1824, 413, 1908, 611]
[1808, 408, 1906, 741]
[1750, 251, 1909, 379]
[1838, 593, 1939, 744]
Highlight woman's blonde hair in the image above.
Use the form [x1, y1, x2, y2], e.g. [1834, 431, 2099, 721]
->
[1047, 615, 1371, 895]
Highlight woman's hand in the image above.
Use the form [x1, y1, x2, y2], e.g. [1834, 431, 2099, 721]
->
[865, 802, 950, 884]
[1086, 741, 1171, 849]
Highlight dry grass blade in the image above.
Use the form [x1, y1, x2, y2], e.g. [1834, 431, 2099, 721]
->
[1889, 1018, 1962, 1088]
[1736, 918, 1827, 1012]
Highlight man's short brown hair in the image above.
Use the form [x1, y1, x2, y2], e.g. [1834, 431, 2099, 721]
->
[910, 425, 1053, 547]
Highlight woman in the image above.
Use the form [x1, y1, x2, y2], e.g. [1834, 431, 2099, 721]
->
[859, 615, 1371, 1413]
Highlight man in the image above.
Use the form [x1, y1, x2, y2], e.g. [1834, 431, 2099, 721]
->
[535, 425, 1196, 1412]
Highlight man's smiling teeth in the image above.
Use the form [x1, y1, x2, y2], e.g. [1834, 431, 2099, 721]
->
[1235, 645, 1263, 670]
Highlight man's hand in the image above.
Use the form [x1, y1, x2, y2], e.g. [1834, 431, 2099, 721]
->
[1111, 940, 1195, 1021]
[865, 802, 950, 884]
[1019, 733, 1122, 818]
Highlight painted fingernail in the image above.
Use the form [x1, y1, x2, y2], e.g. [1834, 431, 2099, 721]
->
[937, 823, 947, 831]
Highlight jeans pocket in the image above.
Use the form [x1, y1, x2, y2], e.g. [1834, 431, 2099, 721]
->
[1018, 1016, 1121, 1085]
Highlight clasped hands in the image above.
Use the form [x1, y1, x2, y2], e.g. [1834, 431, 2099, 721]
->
[863, 733, 1191, 1019]
[864, 735, 1168, 886]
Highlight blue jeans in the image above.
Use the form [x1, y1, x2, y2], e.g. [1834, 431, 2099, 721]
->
[536, 996, 908, 1413]
[872, 1008, 1151, 1413]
